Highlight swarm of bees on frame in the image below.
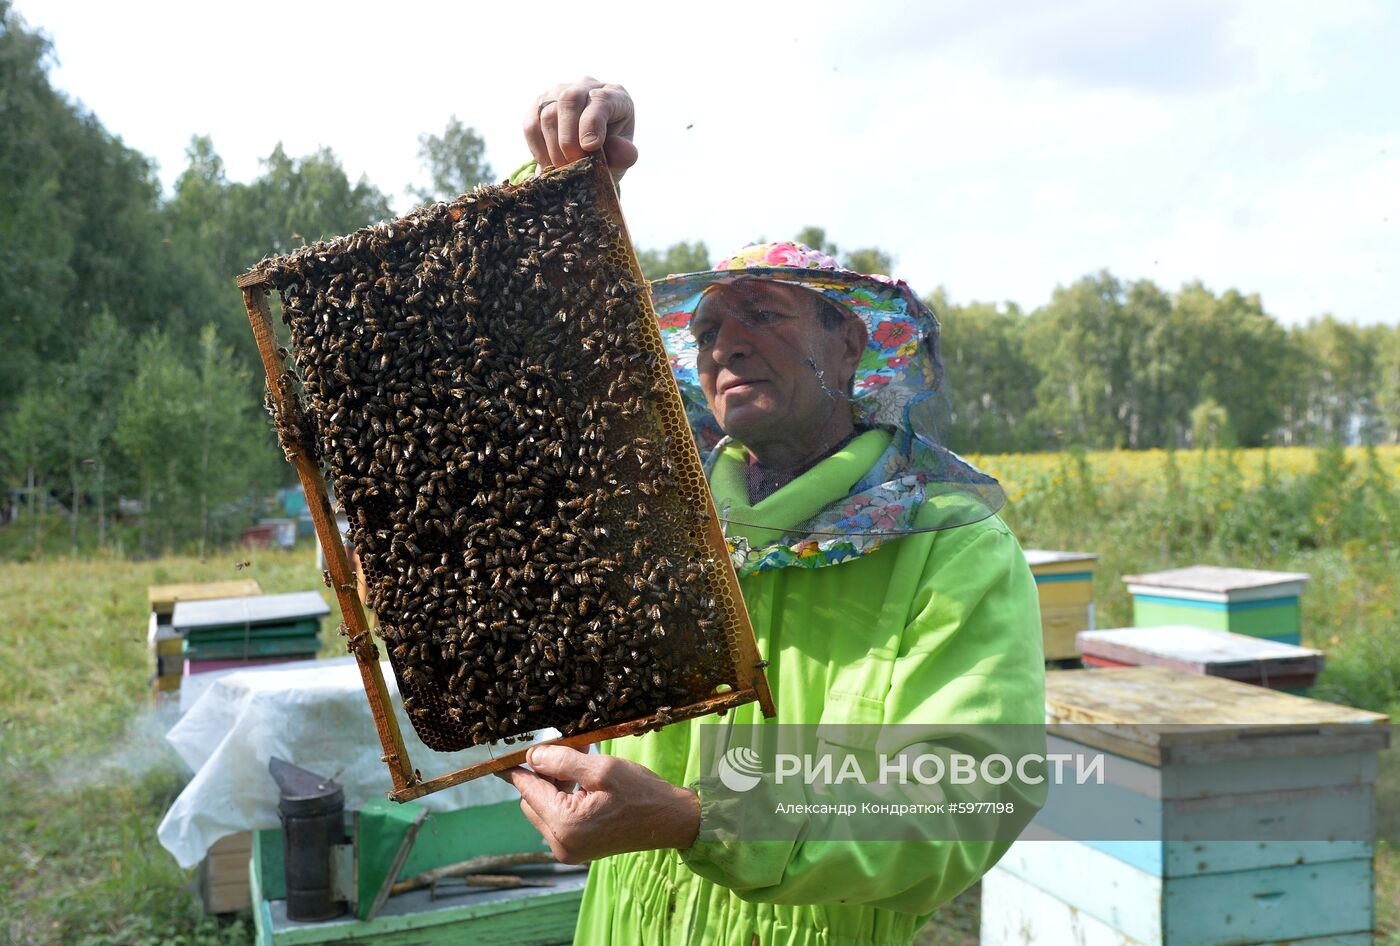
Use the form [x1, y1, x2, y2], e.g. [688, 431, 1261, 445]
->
[250, 158, 736, 751]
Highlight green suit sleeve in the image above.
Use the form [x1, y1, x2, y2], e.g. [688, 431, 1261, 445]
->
[678, 519, 1048, 914]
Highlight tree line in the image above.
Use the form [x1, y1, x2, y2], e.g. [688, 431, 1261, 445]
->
[1, 2, 1396, 555]
[638, 230, 1400, 454]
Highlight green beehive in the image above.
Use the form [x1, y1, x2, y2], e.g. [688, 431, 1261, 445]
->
[1122, 566, 1310, 645]
[251, 799, 585, 944]
[174, 591, 330, 664]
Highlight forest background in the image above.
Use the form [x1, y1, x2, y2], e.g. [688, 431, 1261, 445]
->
[4, 0, 1399, 559]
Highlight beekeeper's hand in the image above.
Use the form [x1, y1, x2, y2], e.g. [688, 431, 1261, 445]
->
[524, 77, 637, 182]
[497, 743, 698, 863]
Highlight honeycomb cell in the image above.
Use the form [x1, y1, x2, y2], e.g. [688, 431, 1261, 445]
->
[246, 157, 752, 751]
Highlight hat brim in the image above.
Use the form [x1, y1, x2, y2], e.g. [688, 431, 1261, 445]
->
[649, 267, 937, 405]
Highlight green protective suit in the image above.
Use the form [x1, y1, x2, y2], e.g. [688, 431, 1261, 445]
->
[574, 428, 1047, 945]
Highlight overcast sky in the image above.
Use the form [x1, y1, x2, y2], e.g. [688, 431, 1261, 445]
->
[13, 0, 1398, 326]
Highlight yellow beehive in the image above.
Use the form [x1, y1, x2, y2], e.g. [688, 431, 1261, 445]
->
[147, 580, 262, 698]
[1024, 550, 1098, 661]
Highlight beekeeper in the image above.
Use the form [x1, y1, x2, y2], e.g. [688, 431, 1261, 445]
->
[496, 76, 1046, 946]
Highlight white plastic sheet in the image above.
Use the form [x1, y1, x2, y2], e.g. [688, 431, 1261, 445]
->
[157, 656, 537, 868]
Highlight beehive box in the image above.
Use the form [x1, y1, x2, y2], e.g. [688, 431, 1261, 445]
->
[1077, 625, 1324, 692]
[1024, 549, 1099, 660]
[198, 830, 253, 915]
[1123, 566, 1310, 644]
[983, 667, 1388, 946]
[147, 580, 262, 696]
[174, 591, 330, 666]
[237, 155, 773, 800]
[250, 799, 584, 944]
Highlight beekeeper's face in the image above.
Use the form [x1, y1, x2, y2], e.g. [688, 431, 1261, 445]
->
[691, 279, 865, 445]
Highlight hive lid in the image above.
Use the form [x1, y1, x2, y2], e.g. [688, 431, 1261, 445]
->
[1121, 565, 1310, 595]
[148, 580, 261, 613]
[1045, 666, 1387, 766]
[1076, 625, 1323, 673]
[1023, 549, 1100, 567]
[173, 591, 330, 630]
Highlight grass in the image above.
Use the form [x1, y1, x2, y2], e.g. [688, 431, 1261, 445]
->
[1, 545, 340, 946]
[4, 445, 1400, 943]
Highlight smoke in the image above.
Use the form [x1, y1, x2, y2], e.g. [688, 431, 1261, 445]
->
[48, 701, 189, 793]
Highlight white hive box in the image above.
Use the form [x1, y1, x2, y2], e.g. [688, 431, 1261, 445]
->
[983, 667, 1388, 946]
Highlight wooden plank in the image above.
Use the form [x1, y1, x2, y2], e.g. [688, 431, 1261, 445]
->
[1121, 565, 1311, 597]
[210, 833, 253, 854]
[173, 591, 330, 630]
[1045, 668, 1388, 766]
[992, 841, 1162, 944]
[185, 618, 322, 641]
[149, 579, 261, 614]
[1082, 656, 1320, 692]
[992, 840, 1375, 946]
[151, 674, 181, 693]
[394, 800, 549, 878]
[148, 612, 184, 655]
[209, 849, 254, 873]
[981, 867, 1149, 946]
[200, 830, 254, 915]
[1031, 772, 1376, 877]
[1024, 549, 1101, 569]
[1077, 626, 1323, 680]
[185, 636, 322, 660]
[264, 874, 586, 945]
[1132, 597, 1302, 642]
[980, 867, 1372, 946]
[1048, 666, 1386, 727]
[1042, 602, 1093, 660]
[387, 687, 761, 802]
[1163, 858, 1373, 945]
[243, 286, 416, 796]
[1087, 839, 1372, 879]
[1126, 585, 1304, 607]
[250, 855, 277, 946]
[1036, 579, 1095, 608]
[254, 828, 286, 902]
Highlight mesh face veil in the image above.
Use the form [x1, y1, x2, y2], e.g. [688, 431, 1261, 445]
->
[650, 242, 1007, 575]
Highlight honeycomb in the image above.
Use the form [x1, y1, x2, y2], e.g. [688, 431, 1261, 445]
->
[247, 157, 750, 751]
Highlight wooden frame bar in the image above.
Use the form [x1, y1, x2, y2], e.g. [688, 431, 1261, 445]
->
[243, 286, 417, 795]
[238, 156, 773, 803]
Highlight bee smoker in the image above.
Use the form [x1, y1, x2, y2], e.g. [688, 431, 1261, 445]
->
[269, 757, 349, 921]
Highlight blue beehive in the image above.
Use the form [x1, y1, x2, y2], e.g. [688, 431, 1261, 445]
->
[983, 667, 1388, 946]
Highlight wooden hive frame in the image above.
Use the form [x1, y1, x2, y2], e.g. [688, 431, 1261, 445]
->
[237, 157, 775, 803]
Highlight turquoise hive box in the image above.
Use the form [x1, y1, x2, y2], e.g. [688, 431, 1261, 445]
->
[982, 667, 1389, 946]
[1122, 566, 1310, 645]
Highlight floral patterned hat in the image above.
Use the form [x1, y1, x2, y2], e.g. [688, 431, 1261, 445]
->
[649, 241, 941, 452]
[648, 242, 1007, 575]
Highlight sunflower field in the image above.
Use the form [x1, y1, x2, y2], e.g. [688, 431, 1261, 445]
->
[965, 444, 1400, 715]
